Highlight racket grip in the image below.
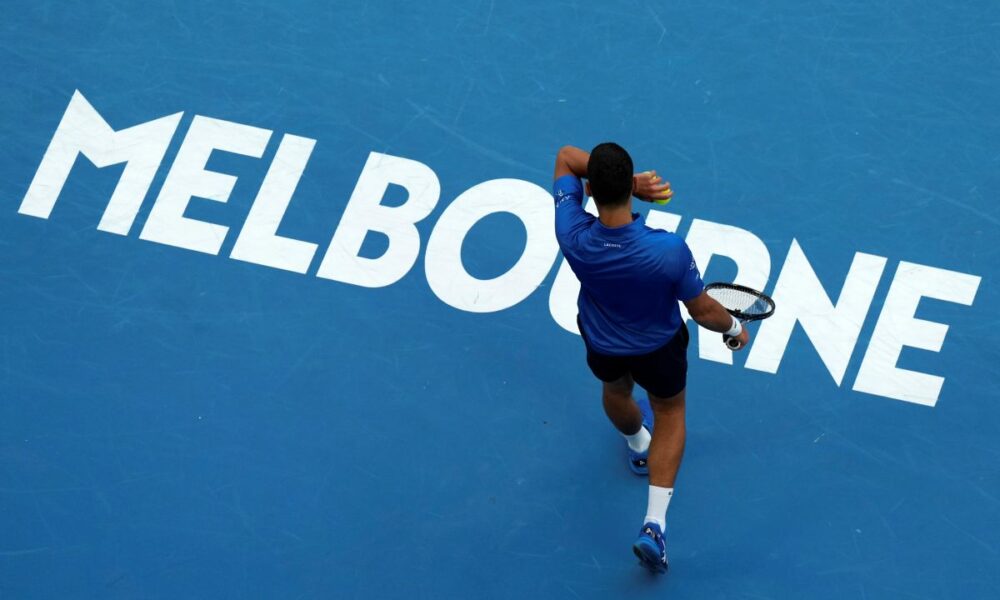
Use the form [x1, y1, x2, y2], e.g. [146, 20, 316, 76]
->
[723, 335, 742, 351]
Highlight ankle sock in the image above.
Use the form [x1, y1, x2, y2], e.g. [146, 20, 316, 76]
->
[644, 486, 673, 531]
[624, 424, 651, 453]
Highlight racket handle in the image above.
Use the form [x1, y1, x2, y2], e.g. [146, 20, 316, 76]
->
[723, 335, 742, 351]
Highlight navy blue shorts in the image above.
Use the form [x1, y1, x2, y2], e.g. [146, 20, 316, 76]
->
[578, 320, 690, 399]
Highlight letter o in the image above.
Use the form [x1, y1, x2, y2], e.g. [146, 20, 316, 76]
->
[425, 179, 559, 313]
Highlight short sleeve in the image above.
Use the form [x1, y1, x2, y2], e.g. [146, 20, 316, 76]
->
[553, 175, 593, 243]
[674, 241, 704, 301]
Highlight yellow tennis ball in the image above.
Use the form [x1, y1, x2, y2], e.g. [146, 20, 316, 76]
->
[653, 198, 671, 206]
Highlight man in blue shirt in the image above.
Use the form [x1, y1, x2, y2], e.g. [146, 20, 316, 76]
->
[553, 143, 750, 573]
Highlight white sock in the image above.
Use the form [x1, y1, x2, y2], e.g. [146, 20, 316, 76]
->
[623, 424, 651, 453]
[644, 486, 673, 531]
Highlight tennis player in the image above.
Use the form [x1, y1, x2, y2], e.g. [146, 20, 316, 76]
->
[553, 143, 750, 573]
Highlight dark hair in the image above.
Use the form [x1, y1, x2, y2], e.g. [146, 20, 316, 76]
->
[587, 143, 634, 206]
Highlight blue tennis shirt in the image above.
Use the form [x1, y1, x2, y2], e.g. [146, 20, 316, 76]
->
[553, 174, 704, 355]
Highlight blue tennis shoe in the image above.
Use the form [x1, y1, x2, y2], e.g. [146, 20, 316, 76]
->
[627, 422, 652, 475]
[633, 521, 668, 573]
[628, 396, 655, 475]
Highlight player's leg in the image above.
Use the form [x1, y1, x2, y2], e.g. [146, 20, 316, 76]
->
[629, 389, 684, 574]
[601, 374, 654, 474]
[601, 374, 641, 435]
[578, 317, 653, 472]
[646, 388, 686, 489]
[629, 325, 690, 573]
[635, 323, 689, 491]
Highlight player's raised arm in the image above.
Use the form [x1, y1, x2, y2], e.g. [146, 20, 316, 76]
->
[555, 145, 673, 203]
[554, 145, 590, 180]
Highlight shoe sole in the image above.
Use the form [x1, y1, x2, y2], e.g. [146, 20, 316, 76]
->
[632, 541, 668, 574]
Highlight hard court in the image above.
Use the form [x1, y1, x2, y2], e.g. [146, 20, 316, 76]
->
[1, 1, 998, 598]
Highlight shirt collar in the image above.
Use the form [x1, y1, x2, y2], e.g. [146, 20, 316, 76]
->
[593, 212, 644, 238]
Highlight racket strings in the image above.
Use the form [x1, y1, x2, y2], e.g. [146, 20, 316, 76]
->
[707, 287, 771, 316]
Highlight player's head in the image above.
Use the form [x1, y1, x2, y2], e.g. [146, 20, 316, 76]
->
[587, 143, 634, 207]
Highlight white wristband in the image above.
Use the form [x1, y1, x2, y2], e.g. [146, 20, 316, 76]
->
[724, 316, 742, 337]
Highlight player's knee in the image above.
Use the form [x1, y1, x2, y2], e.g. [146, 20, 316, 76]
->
[649, 388, 685, 410]
[602, 376, 633, 401]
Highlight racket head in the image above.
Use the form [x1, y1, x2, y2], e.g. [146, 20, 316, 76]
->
[704, 282, 775, 322]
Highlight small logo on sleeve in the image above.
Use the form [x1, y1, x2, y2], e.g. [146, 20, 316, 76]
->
[555, 189, 572, 207]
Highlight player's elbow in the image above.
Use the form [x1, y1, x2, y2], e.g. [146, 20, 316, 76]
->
[683, 293, 712, 322]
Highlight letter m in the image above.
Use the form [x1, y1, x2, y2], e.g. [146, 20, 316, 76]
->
[18, 90, 183, 235]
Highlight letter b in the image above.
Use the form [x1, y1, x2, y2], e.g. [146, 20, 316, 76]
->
[317, 152, 440, 287]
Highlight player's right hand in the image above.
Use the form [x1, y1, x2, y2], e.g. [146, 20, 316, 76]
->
[731, 328, 750, 350]
[633, 171, 672, 202]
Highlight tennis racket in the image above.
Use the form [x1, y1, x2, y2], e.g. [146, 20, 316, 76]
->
[703, 282, 775, 350]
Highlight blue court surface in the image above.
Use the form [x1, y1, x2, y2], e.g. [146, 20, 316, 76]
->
[2, 1, 998, 598]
